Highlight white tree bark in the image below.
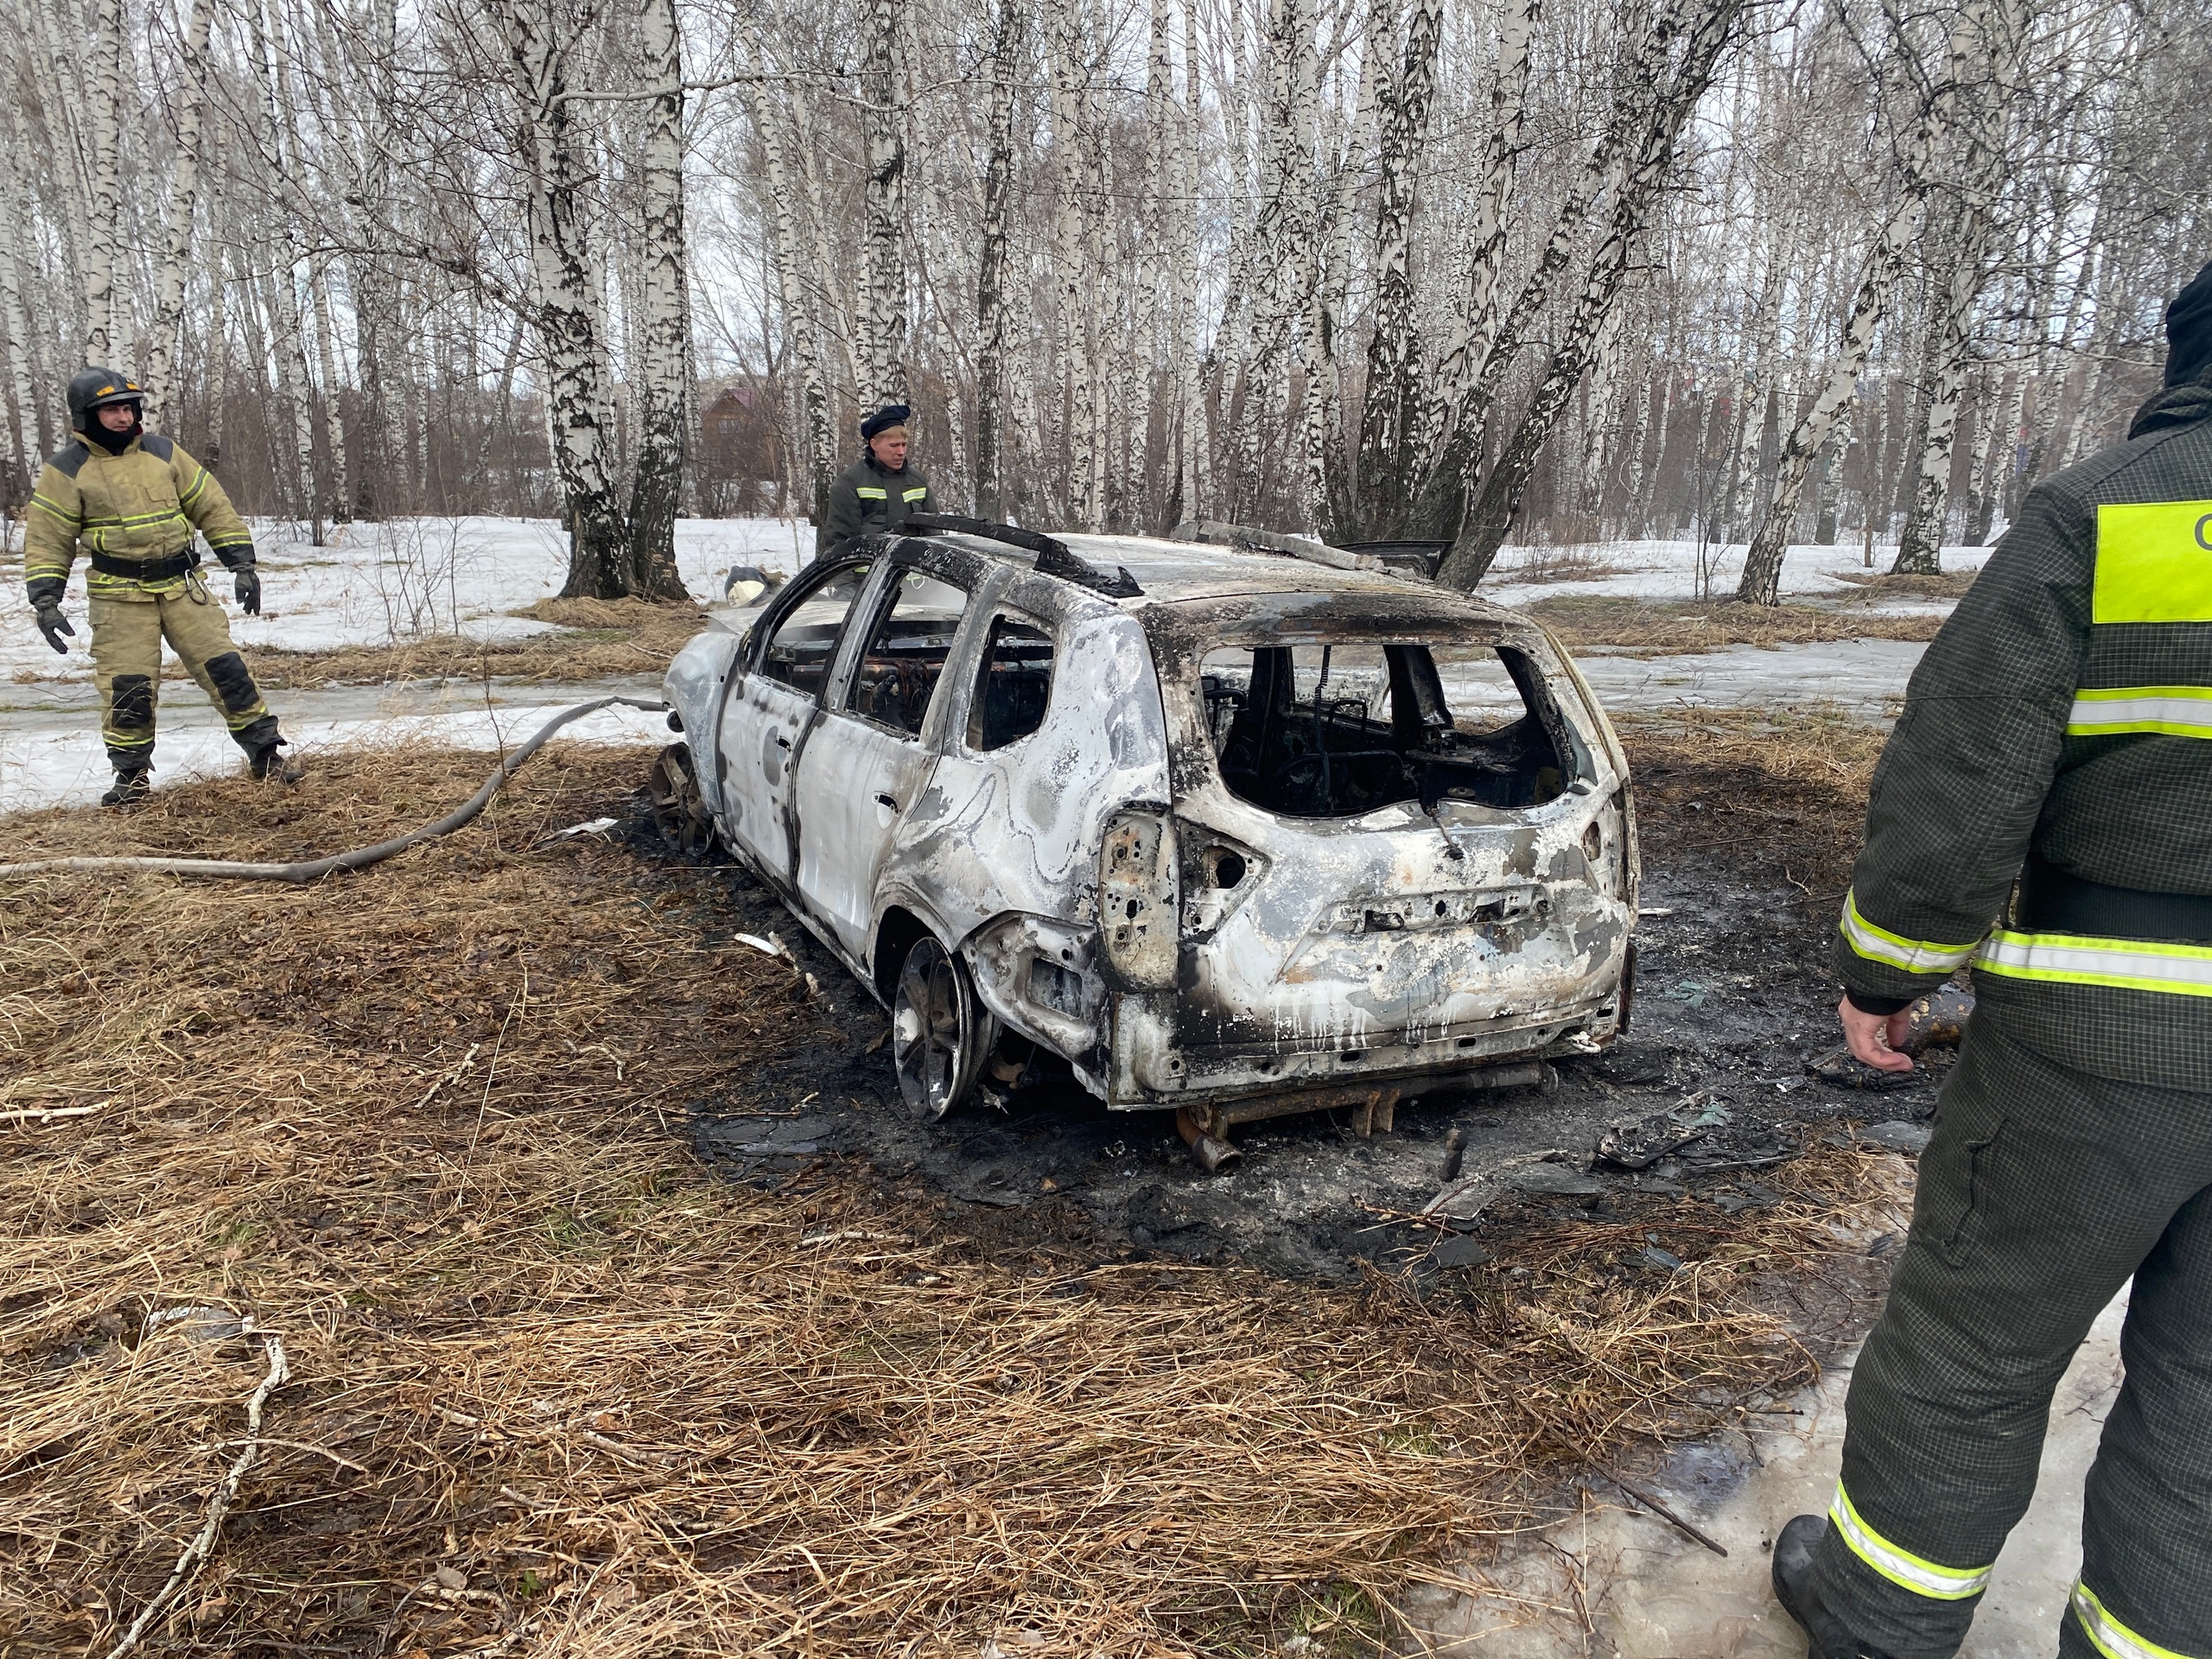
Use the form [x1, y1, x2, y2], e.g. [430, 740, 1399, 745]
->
[83, 0, 124, 362]
[858, 0, 909, 407]
[1345, 0, 1445, 533]
[144, 0, 216, 426]
[626, 0, 690, 598]
[1894, 0, 2025, 574]
[973, 0, 1022, 521]
[1736, 0, 1992, 604]
[1048, 2, 1096, 527]
[1176, 0, 1204, 519]
[1421, 0, 1540, 463]
[1440, 0, 1751, 588]
[746, 72, 837, 521]
[499, 0, 627, 597]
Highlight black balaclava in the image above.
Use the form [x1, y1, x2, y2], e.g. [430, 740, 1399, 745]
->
[2164, 259, 2212, 388]
[86, 401, 144, 454]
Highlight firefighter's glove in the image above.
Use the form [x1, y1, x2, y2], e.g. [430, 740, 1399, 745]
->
[235, 568, 263, 615]
[33, 598, 74, 654]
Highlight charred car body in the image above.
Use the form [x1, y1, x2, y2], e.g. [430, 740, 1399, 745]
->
[655, 518, 1637, 1160]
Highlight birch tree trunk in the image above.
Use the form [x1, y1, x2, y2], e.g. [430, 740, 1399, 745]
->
[83, 0, 124, 361]
[1894, 0, 2023, 574]
[0, 219, 38, 497]
[1438, 0, 1750, 588]
[1964, 366, 2007, 542]
[973, 0, 1022, 522]
[626, 0, 691, 600]
[1736, 0, 1991, 605]
[501, 0, 627, 598]
[1048, 3, 1096, 527]
[1175, 0, 1204, 520]
[203, 181, 232, 468]
[744, 72, 837, 522]
[1344, 0, 1445, 536]
[858, 0, 909, 406]
[308, 262, 352, 522]
[145, 0, 216, 426]
[1417, 0, 1540, 474]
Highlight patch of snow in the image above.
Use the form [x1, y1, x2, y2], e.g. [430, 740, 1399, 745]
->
[0, 512, 819, 683]
[1481, 537, 1994, 613]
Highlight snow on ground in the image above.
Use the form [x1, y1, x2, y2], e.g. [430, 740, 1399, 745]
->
[0, 513, 817, 685]
[1479, 534, 1996, 613]
[0, 515, 1974, 814]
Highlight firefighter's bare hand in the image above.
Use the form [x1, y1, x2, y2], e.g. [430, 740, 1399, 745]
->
[33, 599, 74, 655]
[1839, 996, 1916, 1073]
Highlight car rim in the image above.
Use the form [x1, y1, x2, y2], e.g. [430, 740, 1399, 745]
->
[648, 744, 712, 855]
[893, 938, 964, 1122]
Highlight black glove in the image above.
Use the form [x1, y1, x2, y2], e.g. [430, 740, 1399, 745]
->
[235, 568, 263, 615]
[33, 598, 74, 654]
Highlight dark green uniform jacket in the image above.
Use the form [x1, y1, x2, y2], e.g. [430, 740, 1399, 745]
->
[25, 431, 256, 604]
[820, 455, 931, 557]
[1835, 378, 2212, 1090]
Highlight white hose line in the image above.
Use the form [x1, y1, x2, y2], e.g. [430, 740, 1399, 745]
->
[0, 696, 670, 885]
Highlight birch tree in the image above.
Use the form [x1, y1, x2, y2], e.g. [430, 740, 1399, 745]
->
[1735, 0, 1993, 605]
[626, 0, 691, 598]
[502, 0, 628, 598]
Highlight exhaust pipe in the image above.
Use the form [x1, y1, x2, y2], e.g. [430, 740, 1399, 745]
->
[1177, 1107, 1241, 1173]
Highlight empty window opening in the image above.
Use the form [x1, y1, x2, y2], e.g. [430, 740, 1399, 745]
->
[760, 563, 870, 697]
[849, 569, 969, 737]
[969, 613, 1055, 751]
[1198, 641, 1568, 817]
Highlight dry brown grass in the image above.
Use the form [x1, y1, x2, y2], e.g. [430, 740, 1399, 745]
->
[240, 598, 710, 690]
[1825, 568, 1981, 601]
[1618, 704, 1887, 892]
[1531, 594, 1949, 656]
[0, 746, 1906, 1656]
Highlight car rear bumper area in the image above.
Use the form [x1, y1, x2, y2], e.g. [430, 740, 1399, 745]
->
[1103, 988, 1624, 1113]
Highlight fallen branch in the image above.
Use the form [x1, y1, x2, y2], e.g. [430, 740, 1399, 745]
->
[104, 1320, 289, 1659]
[0, 1103, 102, 1126]
[1595, 1469, 1728, 1557]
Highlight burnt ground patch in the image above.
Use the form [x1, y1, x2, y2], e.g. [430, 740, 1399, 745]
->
[663, 704, 1933, 1296]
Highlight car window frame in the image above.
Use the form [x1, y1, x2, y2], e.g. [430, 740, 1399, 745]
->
[835, 556, 977, 746]
[742, 553, 877, 698]
[960, 607, 1059, 756]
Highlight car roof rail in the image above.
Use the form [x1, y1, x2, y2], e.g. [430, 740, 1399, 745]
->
[904, 512, 1142, 599]
[1169, 517, 1375, 573]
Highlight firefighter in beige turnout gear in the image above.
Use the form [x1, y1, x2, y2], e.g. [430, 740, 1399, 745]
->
[1769, 263, 2212, 1659]
[25, 368, 301, 806]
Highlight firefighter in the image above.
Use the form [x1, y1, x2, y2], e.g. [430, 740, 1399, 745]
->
[820, 404, 933, 556]
[1772, 259, 2212, 1659]
[25, 367, 302, 807]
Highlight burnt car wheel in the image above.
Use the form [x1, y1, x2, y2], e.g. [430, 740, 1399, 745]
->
[648, 742, 715, 855]
[892, 935, 983, 1122]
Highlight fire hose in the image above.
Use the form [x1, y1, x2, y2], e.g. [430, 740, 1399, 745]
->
[0, 696, 670, 885]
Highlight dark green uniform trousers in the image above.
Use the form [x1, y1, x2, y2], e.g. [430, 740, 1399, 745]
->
[1812, 994, 2212, 1659]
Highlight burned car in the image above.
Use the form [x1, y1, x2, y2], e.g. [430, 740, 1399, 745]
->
[652, 518, 1637, 1162]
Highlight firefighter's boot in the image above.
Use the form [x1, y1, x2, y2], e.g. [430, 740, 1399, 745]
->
[249, 736, 303, 785]
[1774, 1516, 1900, 1659]
[99, 766, 151, 808]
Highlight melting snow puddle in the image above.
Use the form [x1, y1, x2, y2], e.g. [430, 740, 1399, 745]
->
[1399, 1289, 2126, 1656]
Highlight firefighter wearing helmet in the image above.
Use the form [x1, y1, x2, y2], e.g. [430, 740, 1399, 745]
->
[23, 367, 301, 805]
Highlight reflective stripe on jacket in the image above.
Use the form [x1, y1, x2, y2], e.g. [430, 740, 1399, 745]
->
[820, 455, 933, 556]
[1834, 379, 2212, 1039]
[24, 433, 254, 604]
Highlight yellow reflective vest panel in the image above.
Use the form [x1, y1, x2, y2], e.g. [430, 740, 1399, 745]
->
[1834, 382, 2212, 1052]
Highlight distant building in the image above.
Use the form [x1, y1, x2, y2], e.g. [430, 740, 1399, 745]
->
[697, 380, 781, 515]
